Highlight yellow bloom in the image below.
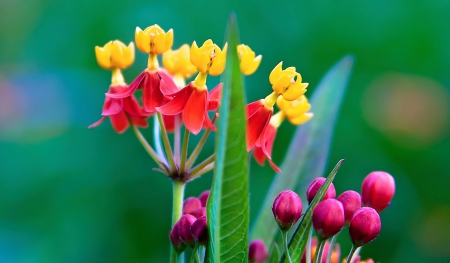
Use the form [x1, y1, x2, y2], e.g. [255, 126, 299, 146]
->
[163, 44, 197, 79]
[269, 62, 308, 101]
[276, 95, 313, 125]
[95, 40, 135, 70]
[190, 39, 227, 76]
[237, 44, 261, 75]
[135, 24, 173, 54]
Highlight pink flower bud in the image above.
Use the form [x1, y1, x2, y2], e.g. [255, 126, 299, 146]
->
[312, 199, 345, 240]
[349, 207, 381, 247]
[191, 216, 208, 245]
[272, 190, 303, 231]
[191, 207, 206, 218]
[337, 190, 362, 225]
[198, 190, 210, 207]
[361, 171, 395, 212]
[306, 177, 336, 204]
[183, 197, 202, 215]
[248, 239, 268, 263]
[169, 221, 186, 253]
[178, 214, 197, 248]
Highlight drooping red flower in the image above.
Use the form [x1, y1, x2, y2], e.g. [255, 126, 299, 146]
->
[105, 69, 178, 113]
[89, 85, 149, 133]
[246, 100, 273, 151]
[253, 122, 280, 172]
[157, 82, 215, 135]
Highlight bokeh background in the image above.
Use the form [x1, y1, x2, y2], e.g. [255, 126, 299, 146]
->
[1, 0, 449, 262]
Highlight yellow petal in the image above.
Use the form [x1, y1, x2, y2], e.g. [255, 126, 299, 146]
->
[282, 85, 307, 101]
[242, 55, 262, 75]
[95, 46, 111, 69]
[272, 74, 291, 94]
[164, 29, 174, 52]
[269, 62, 283, 85]
[289, 112, 313, 125]
[135, 27, 150, 53]
[124, 42, 135, 67]
[209, 58, 225, 76]
[152, 33, 166, 54]
[162, 49, 175, 73]
[190, 41, 201, 67]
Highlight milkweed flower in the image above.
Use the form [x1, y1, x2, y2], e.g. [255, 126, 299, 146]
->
[157, 39, 227, 134]
[89, 40, 149, 133]
[237, 44, 262, 75]
[276, 95, 313, 125]
[105, 25, 178, 113]
[270, 62, 309, 101]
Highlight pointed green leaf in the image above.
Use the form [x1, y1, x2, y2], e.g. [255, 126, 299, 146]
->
[268, 243, 281, 263]
[250, 56, 354, 246]
[279, 160, 344, 263]
[206, 14, 249, 263]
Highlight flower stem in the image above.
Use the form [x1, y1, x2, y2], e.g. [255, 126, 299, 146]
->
[314, 239, 326, 263]
[326, 233, 339, 263]
[179, 128, 190, 173]
[190, 245, 199, 263]
[346, 245, 357, 263]
[306, 227, 313, 263]
[185, 114, 217, 169]
[128, 116, 166, 171]
[174, 115, 181, 165]
[157, 112, 176, 173]
[170, 180, 185, 263]
[282, 231, 292, 263]
[189, 154, 215, 180]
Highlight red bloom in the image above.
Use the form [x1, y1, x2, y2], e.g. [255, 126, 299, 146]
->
[157, 83, 215, 135]
[89, 85, 149, 133]
[246, 100, 273, 151]
[105, 69, 178, 113]
[208, 83, 222, 111]
[253, 122, 280, 172]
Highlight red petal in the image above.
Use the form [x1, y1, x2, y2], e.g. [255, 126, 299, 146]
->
[129, 115, 148, 128]
[246, 100, 265, 118]
[259, 124, 280, 172]
[88, 116, 107, 129]
[106, 72, 146, 99]
[157, 84, 194, 115]
[110, 111, 129, 134]
[142, 72, 164, 113]
[159, 70, 180, 95]
[183, 89, 207, 135]
[122, 95, 151, 117]
[162, 114, 176, 132]
[202, 111, 216, 131]
[246, 102, 272, 151]
[101, 96, 123, 116]
[253, 146, 266, 165]
[208, 83, 222, 111]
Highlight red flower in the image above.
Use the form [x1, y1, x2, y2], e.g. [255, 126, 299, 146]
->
[245, 100, 273, 151]
[157, 83, 215, 135]
[253, 122, 280, 172]
[105, 69, 178, 113]
[89, 85, 149, 133]
[207, 83, 222, 111]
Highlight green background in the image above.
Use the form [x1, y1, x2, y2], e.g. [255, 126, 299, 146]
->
[1, 0, 449, 262]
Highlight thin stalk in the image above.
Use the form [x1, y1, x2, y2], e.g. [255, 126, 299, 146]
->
[282, 231, 292, 263]
[314, 239, 326, 263]
[195, 247, 201, 263]
[189, 154, 215, 179]
[128, 116, 166, 170]
[190, 245, 199, 263]
[190, 163, 214, 180]
[306, 227, 313, 263]
[153, 115, 165, 162]
[157, 112, 176, 173]
[179, 128, 190, 173]
[185, 114, 217, 168]
[170, 180, 185, 263]
[346, 245, 357, 263]
[174, 115, 181, 165]
[326, 234, 339, 263]
[350, 247, 361, 263]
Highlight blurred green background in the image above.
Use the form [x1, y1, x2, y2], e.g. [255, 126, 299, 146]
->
[1, 0, 449, 262]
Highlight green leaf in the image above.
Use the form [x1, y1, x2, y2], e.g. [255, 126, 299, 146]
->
[250, 56, 354, 246]
[279, 160, 344, 263]
[268, 243, 281, 263]
[206, 14, 249, 263]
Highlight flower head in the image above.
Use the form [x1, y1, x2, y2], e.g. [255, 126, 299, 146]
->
[95, 40, 135, 70]
[163, 44, 197, 82]
[269, 62, 308, 101]
[306, 177, 336, 204]
[337, 190, 362, 225]
[312, 199, 345, 240]
[190, 39, 227, 76]
[169, 221, 186, 254]
[277, 95, 313, 125]
[361, 171, 395, 213]
[237, 44, 261, 75]
[135, 24, 173, 54]
[349, 207, 381, 247]
[272, 190, 303, 231]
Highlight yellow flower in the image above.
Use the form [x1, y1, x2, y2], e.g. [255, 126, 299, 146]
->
[237, 44, 261, 75]
[190, 39, 227, 76]
[276, 95, 313, 125]
[163, 44, 197, 79]
[95, 40, 135, 70]
[269, 62, 308, 101]
[135, 24, 173, 54]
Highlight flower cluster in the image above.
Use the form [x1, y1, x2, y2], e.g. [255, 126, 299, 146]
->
[250, 171, 395, 263]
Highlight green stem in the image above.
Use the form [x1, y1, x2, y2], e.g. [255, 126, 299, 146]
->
[190, 162, 214, 179]
[190, 245, 199, 263]
[314, 239, 326, 263]
[185, 114, 217, 168]
[179, 128, 190, 173]
[128, 116, 166, 171]
[346, 245, 357, 263]
[195, 247, 202, 263]
[282, 231, 292, 263]
[170, 180, 186, 263]
[157, 112, 176, 173]
[306, 227, 313, 263]
[174, 115, 181, 165]
[189, 154, 215, 180]
[326, 233, 339, 263]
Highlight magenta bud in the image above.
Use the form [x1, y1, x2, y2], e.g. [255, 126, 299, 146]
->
[272, 190, 303, 231]
[337, 190, 362, 225]
[198, 190, 210, 207]
[178, 214, 197, 248]
[191, 207, 206, 218]
[191, 216, 208, 245]
[169, 221, 186, 253]
[349, 207, 381, 247]
[248, 239, 268, 263]
[306, 177, 336, 204]
[182, 197, 202, 215]
[361, 171, 395, 213]
[312, 199, 345, 240]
